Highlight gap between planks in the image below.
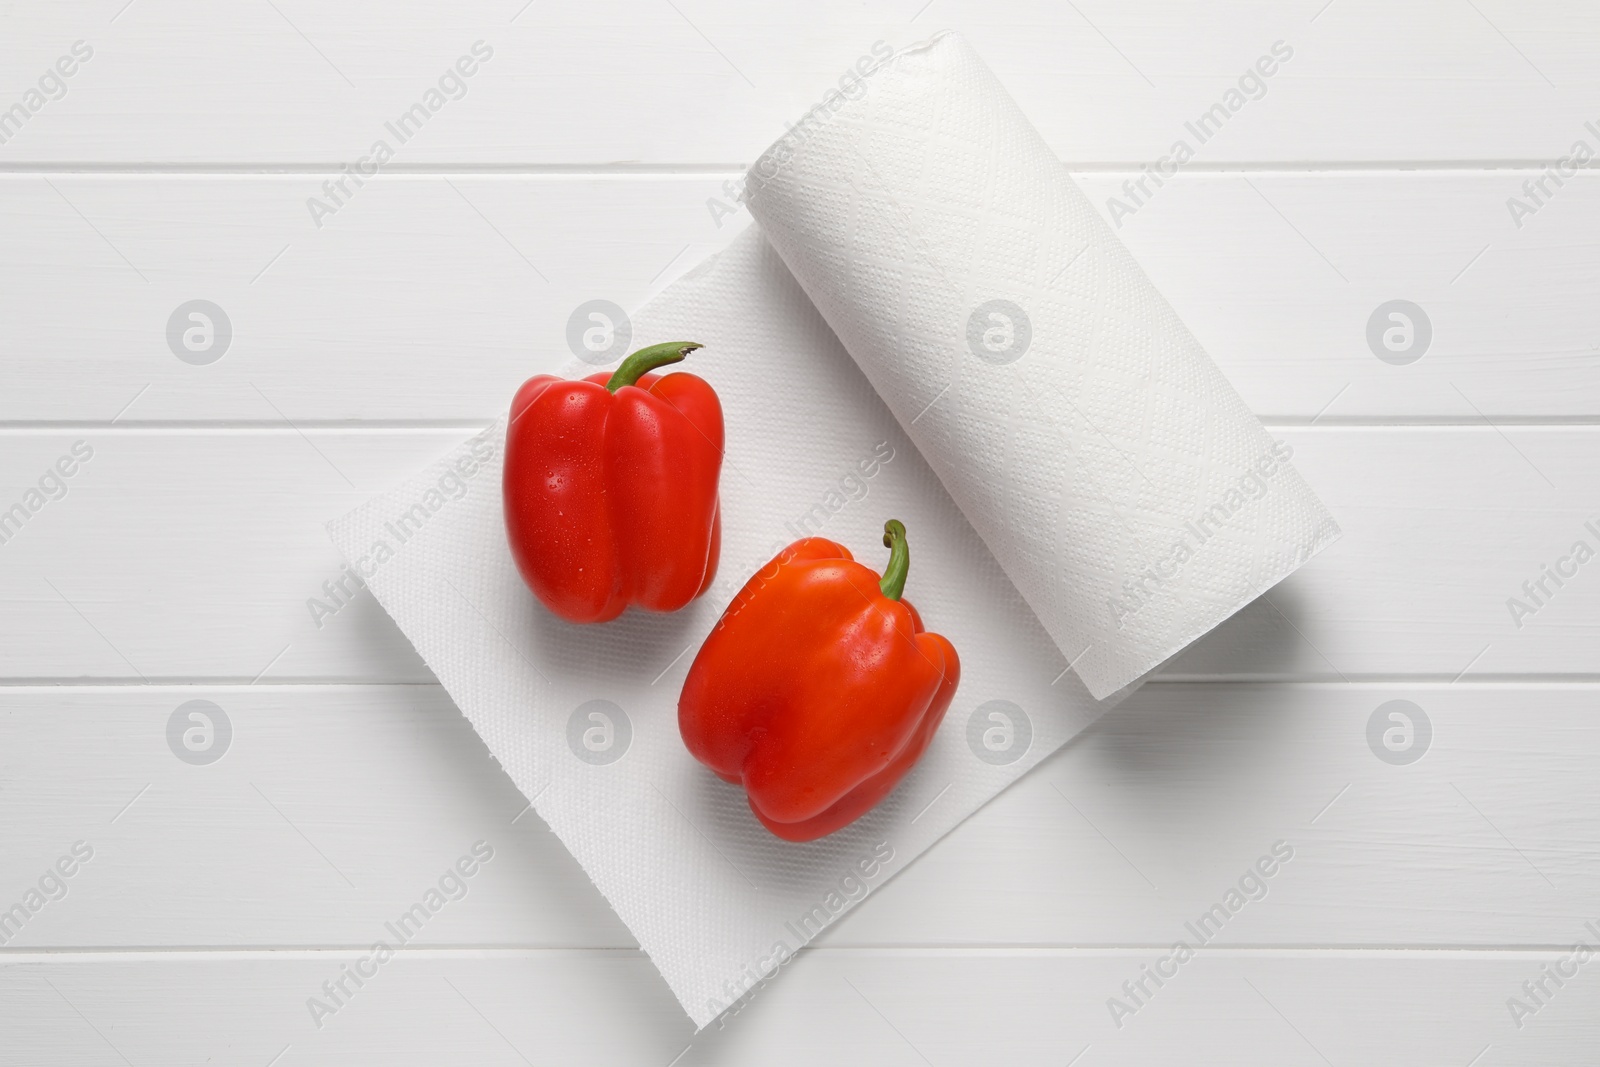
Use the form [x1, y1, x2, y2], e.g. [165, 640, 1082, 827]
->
[4, 679, 1600, 691]
[4, 420, 1600, 431]
[3, 946, 1595, 963]
[4, 162, 1600, 176]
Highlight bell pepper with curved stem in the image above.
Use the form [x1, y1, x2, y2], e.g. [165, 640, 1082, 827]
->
[678, 520, 960, 842]
[503, 342, 723, 624]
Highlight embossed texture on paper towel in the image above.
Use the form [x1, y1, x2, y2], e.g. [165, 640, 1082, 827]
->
[745, 32, 1340, 698]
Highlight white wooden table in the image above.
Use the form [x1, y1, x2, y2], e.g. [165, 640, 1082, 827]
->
[3, 2, 1597, 1063]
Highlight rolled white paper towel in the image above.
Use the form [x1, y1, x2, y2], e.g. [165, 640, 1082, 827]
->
[745, 32, 1340, 698]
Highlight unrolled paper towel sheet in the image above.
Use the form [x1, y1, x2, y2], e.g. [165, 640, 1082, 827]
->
[328, 31, 1337, 1027]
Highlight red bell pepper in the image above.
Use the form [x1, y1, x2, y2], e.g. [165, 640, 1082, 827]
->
[504, 342, 722, 623]
[678, 520, 960, 841]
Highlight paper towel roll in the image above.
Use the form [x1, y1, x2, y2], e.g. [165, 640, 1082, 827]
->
[745, 32, 1340, 698]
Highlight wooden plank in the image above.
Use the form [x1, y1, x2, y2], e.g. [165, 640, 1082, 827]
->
[0, 426, 1593, 682]
[2, 683, 1594, 951]
[0, 430, 447, 683]
[1, 947, 1592, 1063]
[4, 1, 1599, 165]
[847, 682, 1600, 948]
[3, 173, 1597, 425]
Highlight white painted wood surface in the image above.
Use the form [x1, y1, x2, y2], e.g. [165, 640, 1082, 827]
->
[3, 683, 1595, 950]
[4, 0, 1599, 1063]
[4, 174, 1598, 423]
[0, 427, 1592, 682]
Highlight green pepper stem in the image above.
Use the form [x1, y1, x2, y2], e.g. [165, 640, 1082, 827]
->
[605, 342, 703, 392]
[879, 519, 909, 601]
